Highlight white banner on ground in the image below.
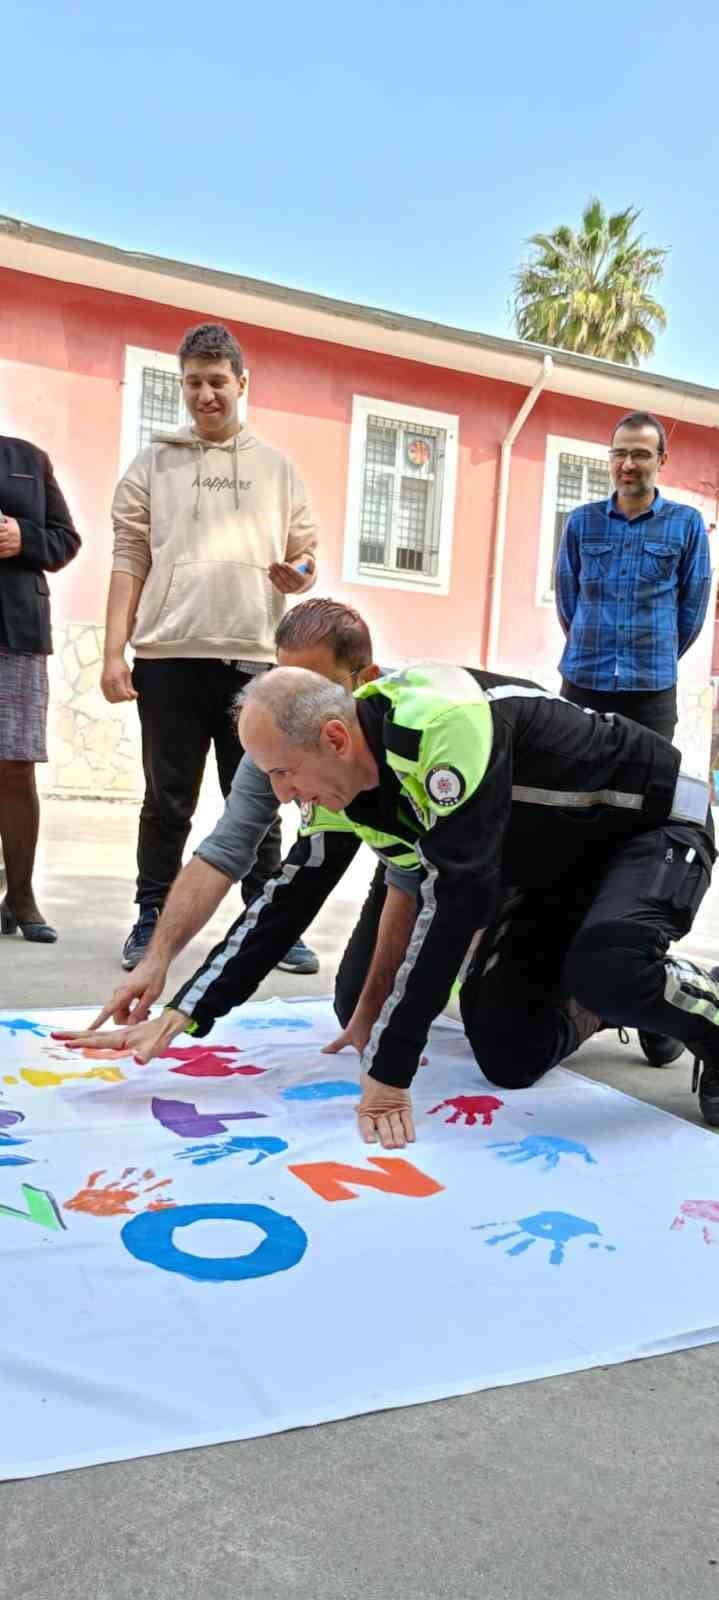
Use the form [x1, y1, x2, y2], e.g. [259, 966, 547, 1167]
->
[2, 998, 719, 1481]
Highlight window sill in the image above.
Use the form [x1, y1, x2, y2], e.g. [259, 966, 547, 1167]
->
[345, 568, 449, 598]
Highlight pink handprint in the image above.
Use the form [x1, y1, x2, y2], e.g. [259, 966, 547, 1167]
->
[671, 1200, 719, 1245]
[428, 1094, 504, 1127]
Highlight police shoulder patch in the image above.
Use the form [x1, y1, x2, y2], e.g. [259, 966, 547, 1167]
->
[425, 765, 466, 807]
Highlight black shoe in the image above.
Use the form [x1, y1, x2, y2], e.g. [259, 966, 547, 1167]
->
[121, 906, 159, 970]
[0, 901, 57, 943]
[276, 939, 320, 975]
[690, 964, 719, 1126]
[694, 1052, 719, 1128]
[638, 1030, 685, 1068]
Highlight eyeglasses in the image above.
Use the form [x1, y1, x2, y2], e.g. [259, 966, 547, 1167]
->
[608, 448, 657, 463]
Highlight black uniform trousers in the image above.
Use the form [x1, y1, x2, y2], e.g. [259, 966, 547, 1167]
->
[335, 824, 713, 1089]
[561, 680, 677, 743]
[132, 658, 282, 911]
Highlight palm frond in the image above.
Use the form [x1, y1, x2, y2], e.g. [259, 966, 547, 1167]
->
[513, 199, 668, 365]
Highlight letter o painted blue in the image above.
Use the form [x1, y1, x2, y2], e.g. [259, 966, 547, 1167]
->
[121, 1202, 307, 1282]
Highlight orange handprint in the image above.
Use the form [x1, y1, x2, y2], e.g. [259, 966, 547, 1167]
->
[65, 1167, 175, 1218]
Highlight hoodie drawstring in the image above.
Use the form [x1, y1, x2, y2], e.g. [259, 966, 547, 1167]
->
[192, 432, 242, 519]
[193, 439, 203, 521]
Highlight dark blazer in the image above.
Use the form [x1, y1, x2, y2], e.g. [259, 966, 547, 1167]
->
[0, 435, 80, 654]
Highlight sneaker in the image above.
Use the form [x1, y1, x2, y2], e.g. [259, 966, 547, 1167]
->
[276, 939, 320, 975]
[121, 906, 159, 971]
[638, 1030, 685, 1068]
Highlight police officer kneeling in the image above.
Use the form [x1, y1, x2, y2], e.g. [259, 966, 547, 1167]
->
[76, 665, 719, 1147]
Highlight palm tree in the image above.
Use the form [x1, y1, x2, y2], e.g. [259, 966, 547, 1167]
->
[513, 198, 668, 365]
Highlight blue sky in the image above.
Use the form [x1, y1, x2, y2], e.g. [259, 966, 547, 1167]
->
[2, 0, 718, 386]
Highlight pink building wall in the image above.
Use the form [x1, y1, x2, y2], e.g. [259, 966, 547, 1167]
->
[0, 266, 519, 670]
[0, 264, 717, 686]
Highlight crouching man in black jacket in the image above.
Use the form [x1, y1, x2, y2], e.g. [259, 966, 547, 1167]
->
[59, 664, 719, 1143]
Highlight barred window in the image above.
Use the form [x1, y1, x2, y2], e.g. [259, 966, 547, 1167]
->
[347, 404, 457, 589]
[358, 414, 443, 578]
[553, 451, 610, 571]
[137, 366, 187, 450]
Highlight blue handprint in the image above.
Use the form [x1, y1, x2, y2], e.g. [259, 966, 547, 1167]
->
[473, 1210, 615, 1266]
[175, 1135, 288, 1167]
[0, 1111, 33, 1167]
[0, 1017, 47, 1038]
[240, 1017, 310, 1031]
[488, 1134, 597, 1171]
[282, 1080, 359, 1102]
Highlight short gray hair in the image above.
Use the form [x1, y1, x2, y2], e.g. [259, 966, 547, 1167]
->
[237, 667, 357, 749]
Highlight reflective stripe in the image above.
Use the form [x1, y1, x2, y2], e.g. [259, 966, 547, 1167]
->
[511, 771, 709, 822]
[486, 685, 560, 703]
[511, 784, 644, 812]
[455, 927, 484, 988]
[180, 834, 326, 1016]
[664, 958, 719, 1027]
[362, 843, 438, 1074]
[673, 772, 710, 825]
[486, 684, 610, 720]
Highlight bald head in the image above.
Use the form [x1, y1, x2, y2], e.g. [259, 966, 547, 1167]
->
[238, 667, 376, 813]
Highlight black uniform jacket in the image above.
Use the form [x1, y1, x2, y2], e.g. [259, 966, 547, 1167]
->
[170, 671, 715, 1086]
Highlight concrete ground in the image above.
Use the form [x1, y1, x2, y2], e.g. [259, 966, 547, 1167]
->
[2, 794, 719, 1600]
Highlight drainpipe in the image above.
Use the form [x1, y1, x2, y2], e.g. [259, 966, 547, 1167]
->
[486, 353, 553, 669]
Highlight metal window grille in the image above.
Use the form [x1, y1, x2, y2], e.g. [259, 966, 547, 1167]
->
[137, 366, 186, 450]
[358, 414, 445, 579]
[552, 451, 610, 575]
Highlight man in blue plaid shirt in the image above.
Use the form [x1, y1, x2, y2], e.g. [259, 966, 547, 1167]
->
[556, 410, 711, 743]
[556, 409, 712, 1069]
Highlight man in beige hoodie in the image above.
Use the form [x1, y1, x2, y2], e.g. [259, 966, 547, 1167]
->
[103, 321, 319, 973]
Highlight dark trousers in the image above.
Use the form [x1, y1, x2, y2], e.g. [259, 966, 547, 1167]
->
[562, 679, 677, 742]
[133, 658, 282, 910]
[335, 832, 716, 1089]
[335, 864, 399, 1026]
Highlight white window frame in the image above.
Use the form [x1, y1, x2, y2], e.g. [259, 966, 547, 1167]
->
[118, 344, 249, 472]
[535, 434, 611, 607]
[342, 394, 459, 595]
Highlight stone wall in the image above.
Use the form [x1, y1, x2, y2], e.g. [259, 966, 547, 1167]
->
[41, 623, 142, 799]
[38, 630, 717, 801]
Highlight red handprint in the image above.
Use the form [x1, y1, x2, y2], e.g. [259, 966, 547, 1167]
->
[158, 1045, 265, 1078]
[428, 1094, 504, 1127]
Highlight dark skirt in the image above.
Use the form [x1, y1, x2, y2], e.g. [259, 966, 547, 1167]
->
[0, 647, 49, 761]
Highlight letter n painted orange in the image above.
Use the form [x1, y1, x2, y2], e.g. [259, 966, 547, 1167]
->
[287, 1156, 444, 1203]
